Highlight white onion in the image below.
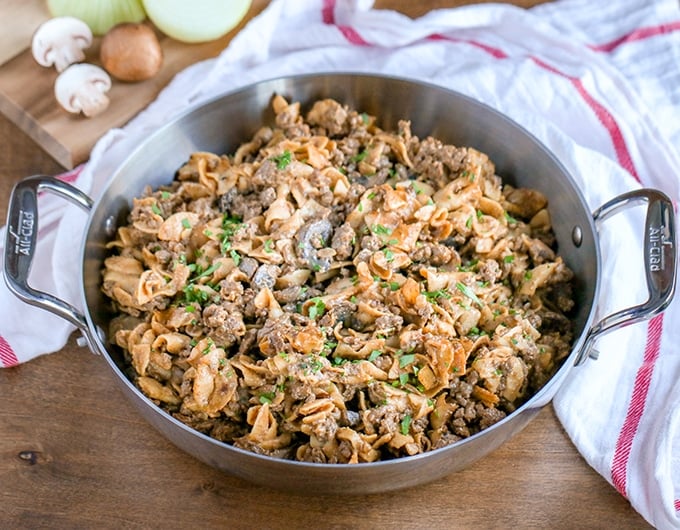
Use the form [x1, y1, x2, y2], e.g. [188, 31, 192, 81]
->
[47, 0, 147, 36]
[142, 0, 252, 43]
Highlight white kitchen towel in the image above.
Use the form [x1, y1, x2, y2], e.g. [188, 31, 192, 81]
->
[1, 0, 679, 527]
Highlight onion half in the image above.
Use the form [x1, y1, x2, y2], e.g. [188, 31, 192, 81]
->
[47, 0, 147, 36]
[142, 0, 252, 43]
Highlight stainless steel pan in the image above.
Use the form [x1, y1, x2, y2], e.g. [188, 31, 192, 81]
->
[4, 73, 676, 494]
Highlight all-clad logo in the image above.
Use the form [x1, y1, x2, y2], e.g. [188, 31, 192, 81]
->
[649, 224, 671, 272]
[9, 210, 34, 256]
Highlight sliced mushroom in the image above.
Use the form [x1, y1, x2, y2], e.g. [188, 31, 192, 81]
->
[296, 219, 333, 272]
[31, 16, 93, 72]
[54, 63, 112, 117]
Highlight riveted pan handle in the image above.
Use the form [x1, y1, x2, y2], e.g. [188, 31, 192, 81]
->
[576, 188, 677, 365]
[3, 175, 99, 349]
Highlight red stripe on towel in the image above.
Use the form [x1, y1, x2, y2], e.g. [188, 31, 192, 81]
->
[0, 335, 19, 368]
[56, 164, 85, 184]
[529, 56, 641, 182]
[611, 315, 664, 497]
[322, 0, 370, 46]
[416, 32, 665, 504]
[590, 21, 680, 53]
[284, 10, 672, 504]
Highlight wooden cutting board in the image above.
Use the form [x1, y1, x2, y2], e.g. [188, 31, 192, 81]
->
[0, 0, 267, 169]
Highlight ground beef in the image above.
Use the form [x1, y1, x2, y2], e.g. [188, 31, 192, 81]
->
[202, 303, 246, 347]
[331, 223, 356, 260]
[105, 95, 576, 465]
[410, 242, 456, 265]
[307, 99, 350, 137]
[374, 312, 403, 336]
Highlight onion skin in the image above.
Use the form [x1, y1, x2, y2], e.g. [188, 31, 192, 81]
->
[100, 23, 163, 82]
[47, 0, 147, 36]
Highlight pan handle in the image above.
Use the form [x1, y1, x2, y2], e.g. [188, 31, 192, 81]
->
[576, 188, 677, 365]
[3, 175, 100, 350]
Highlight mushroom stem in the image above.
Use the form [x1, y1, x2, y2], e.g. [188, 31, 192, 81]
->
[55, 63, 112, 117]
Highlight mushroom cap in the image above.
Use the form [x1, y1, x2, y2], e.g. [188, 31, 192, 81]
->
[54, 63, 112, 117]
[32, 16, 93, 72]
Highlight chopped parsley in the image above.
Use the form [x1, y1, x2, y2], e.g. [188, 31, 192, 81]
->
[259, 392, 275, 404]
[322, 341, 338, 355]
[219, 214, 242, 254]
[424, 289, 452, 303]
[307, 297, 326, 319]
[193, 262, 220, 281]
[399, 353, 416, 368]
[371, 224, 392, 236]
[380, 281, 400, 291]
[182, 285, 210, 304]
[455, 282, 484, 308]
[272, 150, 292, 169]
[400, 414, 412, 435]
[351, 149, 368, 163]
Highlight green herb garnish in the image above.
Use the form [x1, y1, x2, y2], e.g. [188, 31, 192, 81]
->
[399, 353, 416, 368]
[424, 289, 452, 303]
[259, 392, 275, 404]
[307, 297, 326, 319]
[272, 150, 292, 169]
[371, 224, 392, 236]
[400, 414, 412, 435]
[455, 282, 484, 308]
[351, 149, 368, 163]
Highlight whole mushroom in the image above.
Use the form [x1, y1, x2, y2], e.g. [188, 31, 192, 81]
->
[55, 63, 112, 117]
[31, 16, 93, 72]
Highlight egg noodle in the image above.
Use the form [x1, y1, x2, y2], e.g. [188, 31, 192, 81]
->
[102, 95, 575, 463]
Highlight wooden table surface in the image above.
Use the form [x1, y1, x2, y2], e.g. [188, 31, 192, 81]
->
[0, 1, 651, 528]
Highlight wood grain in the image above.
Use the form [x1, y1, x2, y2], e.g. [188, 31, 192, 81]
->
[0, 1, 653, 528]
[0, 0, 49, 66]
[0, 0, 270, 169]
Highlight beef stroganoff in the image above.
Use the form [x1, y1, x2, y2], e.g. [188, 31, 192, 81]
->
[102, 95, 575, 463]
